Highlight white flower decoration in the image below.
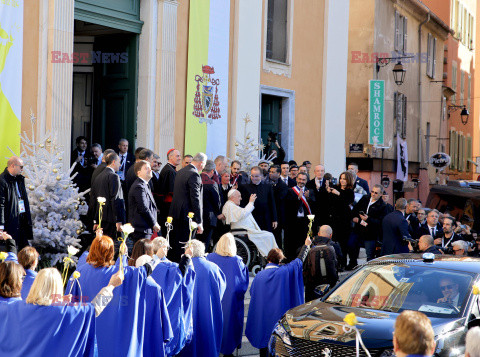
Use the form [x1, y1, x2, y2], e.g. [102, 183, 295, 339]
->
[121, 223, 135, 235]
[190, 221, 198, 230]
[97, 197, 106, 204]
[67, 245, 79, 256]
[307, 215, 315, 221]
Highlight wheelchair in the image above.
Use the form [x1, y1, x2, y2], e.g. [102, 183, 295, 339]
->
[217, 228, 266, 276]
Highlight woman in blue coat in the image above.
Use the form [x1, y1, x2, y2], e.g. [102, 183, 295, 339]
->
[207, 233, 249, 356]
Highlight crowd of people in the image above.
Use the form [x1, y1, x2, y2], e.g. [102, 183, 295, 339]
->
[1, 135, 480, 356]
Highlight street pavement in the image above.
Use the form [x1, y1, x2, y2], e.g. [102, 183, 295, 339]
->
[221, 249, 368, 357]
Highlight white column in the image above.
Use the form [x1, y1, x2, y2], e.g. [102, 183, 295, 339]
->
[320, 0, 350, 177]
[137, 0, 178, 157]
[138, 0, 159, 149]
[155, 0, 178, 156]
[229, 0, 262, 156]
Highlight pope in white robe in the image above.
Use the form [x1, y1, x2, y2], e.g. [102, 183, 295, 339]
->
[222, 189, 278, 257]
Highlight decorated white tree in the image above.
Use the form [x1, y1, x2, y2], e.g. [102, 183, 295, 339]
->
[18, 114, 89, 267]
[234, 114, 275, 171]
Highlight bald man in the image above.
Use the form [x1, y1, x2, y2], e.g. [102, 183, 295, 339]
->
[0, 156, 33, 250]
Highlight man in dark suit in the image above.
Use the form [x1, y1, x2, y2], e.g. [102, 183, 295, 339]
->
[230, 160, 248, 186]
[266, 165, 288, 249]
[91, 153, 126, 240]
[212, 155, 228, 185]
[169, 152, 206, 262]
[116, 138, 135, 183]
[306, 164, 328, 230]
[126, 148, 154, 195]
[157, 149, 181, 235]
[128, 160, 160, 243]
[381, 198, 411, 256]
[198, 160, 223, 251]
[351, 184, 387, 263]
[71, 136, 94, 193]
[415, 235, 443, 254]
[238, 166, 277, 232]
[347, 162, 370, 194]
[416, 209, 444, 240]
[404, 199, 421, 237]
[0, 157, 33, 250]
[280, 162, 296, 187]
[284, 172, 314, 260]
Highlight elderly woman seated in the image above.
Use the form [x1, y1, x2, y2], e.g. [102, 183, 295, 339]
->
[222, 189, 278, 257]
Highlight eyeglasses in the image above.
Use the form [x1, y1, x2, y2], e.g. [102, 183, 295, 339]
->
[440, 284, 455, 291]
[372, 191, 381, 194]
[15, 165, 24, 169]
[453, 249, 462, 253]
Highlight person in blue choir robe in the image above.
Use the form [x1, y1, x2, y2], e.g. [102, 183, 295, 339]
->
[68, 234, 171, 357]
[129, 239, 174, 357]
[207, 233, 249, 357]
[179, 239, 227, 357]
[0, 264, 122, 356]
[246, 236, 312, 357]
[151, 237, 196, 356]
[17, 246, 39, 300]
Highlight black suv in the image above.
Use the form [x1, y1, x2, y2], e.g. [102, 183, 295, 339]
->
[269, 254, 480, 357]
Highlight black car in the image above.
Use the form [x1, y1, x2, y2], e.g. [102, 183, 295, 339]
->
[269, 254, 480, 357]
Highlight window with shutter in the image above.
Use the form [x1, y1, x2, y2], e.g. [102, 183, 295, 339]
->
[449, 130, 455, 170]
[394, 11, 399, 51]
[459, 134, 465, 172]
[266, 0, 288, 63]
[402, 95, 407, 139]
[451, 62, 457, 104]
[466, 136, 472, 172]
[426, 33, 432, 76]
[403, 16, 407, 53]
[432, 38, 436, 78]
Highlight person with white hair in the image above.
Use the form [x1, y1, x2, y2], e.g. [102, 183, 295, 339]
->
[222, 189, 278, 257]
[207, 233, 249, 357]
[169, 152, 207, 261]
[181, 239, 226, 357]
[466, 326, 480, 357]
[451, 240, 468, 256]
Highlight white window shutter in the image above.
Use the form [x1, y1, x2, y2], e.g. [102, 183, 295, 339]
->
[403, 16, 408, 53]
[432, 38, 437, 78]
[394, 11, 399, 51]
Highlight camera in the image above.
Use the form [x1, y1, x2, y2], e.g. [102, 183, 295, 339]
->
[330, 177, 338, 186]
[403, 236, 418, 251]
[268, 131, 278, 142]
[442, 246, 454, 255]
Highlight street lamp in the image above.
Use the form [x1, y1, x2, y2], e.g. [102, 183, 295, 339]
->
[375, 56, 413, 85]
[448, 105, 470, 125]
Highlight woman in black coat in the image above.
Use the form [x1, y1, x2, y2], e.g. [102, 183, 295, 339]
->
[326, 171, 355, 269]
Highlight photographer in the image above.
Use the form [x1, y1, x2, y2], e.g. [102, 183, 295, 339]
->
[451, 240, 468, 256]
[264, 132, 286, 166]
[408, 235, 442, 254]
[435, 216, 462, 250]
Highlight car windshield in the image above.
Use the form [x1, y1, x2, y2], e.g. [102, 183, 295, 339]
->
[325, 263, 476, 317]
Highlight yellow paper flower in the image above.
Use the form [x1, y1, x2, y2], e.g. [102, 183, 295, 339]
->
[473, 285, 480, 295]
[166, 216, 173, 224]
[72, 271, 81, 279]
[187, 212, 194, 219]
[0, 252, 7, 261]
[97, 197, 106, 204]
[343, 312, 358, 326]
[121, 223, 134, 235]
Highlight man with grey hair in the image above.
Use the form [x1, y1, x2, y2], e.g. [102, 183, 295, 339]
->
[451, 240, 468, 256]
[381, 198, 411, 256]
[117, 138, 134, 182]
[0, 156, 33, 250]
[466, 326, 480, 357]
[169, 153, 207, 261]
[183, 239, 226, 357]
[212, 155, 228, 184]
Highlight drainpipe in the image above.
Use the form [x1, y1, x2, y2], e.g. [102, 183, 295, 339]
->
[418, 13, 430, 167]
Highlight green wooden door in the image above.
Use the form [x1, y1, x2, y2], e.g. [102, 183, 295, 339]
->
[92, 34, 138, 150]
[261, 95, 282, 147]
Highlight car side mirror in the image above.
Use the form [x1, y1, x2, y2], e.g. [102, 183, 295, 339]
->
[314, 284, 330, 298]
[467, 318, 480, 330]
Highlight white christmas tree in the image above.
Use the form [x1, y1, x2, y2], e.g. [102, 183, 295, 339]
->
[17, 113, 89, 267]
[234, 114, 274, 171]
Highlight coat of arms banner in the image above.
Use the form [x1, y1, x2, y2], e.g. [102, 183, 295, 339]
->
[184, 0, 230, 157]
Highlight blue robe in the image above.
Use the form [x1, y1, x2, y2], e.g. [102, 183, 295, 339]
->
[0, 297, 97, 356]
[150, 258, 196, 356]
[77, 250, 89, 267]
[179, 257, 226, 357]
[245, 258, 305, 348]
[20, 269, 37, 300]
[68, 262, 171, 357]
[207, 253, 249, 355]
[144, 277, 174, 357]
